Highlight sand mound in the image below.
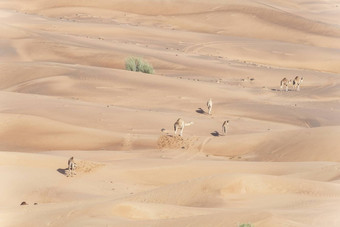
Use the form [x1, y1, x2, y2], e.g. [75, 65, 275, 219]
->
[157, 134, 195, 150]
[75, 160, 104, 175]
[203, 126, 340, 162]
[130, 173, 340, 208]
[107, 202, 214, 220]
[0, 113, 120, 152]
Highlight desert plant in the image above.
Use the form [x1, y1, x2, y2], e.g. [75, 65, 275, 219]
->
[125, 56, 154, 74]
[125, 57, 137, 72]
[239, 224, 253, 227]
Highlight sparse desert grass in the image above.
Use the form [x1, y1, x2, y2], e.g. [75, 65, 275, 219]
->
[125, 56, 154, 74]
[239, 224, 253, 227]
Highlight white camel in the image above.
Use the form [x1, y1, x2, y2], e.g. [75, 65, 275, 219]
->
[293, 76, 303, 91]
[67, 156, 77, 177]
[280, 77, 291, 92]
[222, 120, 229, 135]
[174, 118, 194, 137]
[207, 98, 213, 114]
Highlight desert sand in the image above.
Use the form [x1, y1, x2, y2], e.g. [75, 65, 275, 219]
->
[1, 0, 340, 226]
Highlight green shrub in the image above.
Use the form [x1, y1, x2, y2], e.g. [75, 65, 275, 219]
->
[125, 57, 137, 72]
[125, 56, 154, 74]
[239, 224, 253, 227]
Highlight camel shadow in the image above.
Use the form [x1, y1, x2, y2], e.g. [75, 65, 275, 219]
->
[272, 88, 294, 92]
[211, 131, 220, 137]
[57, 168, 68, 176]
[196, 108, 206, 114]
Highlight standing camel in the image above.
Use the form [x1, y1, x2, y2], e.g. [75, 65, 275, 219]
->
[174, 118, 194, 137]
[293, 76, 303, 91]
[222, 120, 229, 135]
[207, 98, 213, 115]
[280, 78, 291, 92]
[67, 157, 77, 177]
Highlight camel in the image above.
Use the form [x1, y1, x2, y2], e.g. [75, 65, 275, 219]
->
[280, 77, 291, 92]
[222, 120, 229, 135]
[293, 76, 303, 91]
[67, 157, 77, 177]
[207, 98, 213, 114]
[174, 118, 194, 137]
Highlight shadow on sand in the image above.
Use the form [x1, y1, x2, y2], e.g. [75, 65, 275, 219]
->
[272, 88, 295, 92]
[196, 108, 206, 114]
[57, 168, 68, 176]
[211, 131, 220, 137]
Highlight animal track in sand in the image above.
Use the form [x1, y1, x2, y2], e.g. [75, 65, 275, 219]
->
[199, 137, 211, 153]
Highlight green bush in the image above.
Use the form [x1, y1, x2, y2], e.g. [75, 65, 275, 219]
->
[239, 224, 253, 227]
[125, 56, 154, 74]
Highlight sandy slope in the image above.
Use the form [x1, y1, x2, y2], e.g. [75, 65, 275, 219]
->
[0, 0, 340, 226]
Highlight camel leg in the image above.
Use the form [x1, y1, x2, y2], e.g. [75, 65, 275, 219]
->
[180, 127, 184, 137]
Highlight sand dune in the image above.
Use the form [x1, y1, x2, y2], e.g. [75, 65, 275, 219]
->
[204, 126, 340, 161]
[2, 150, 340, 226]
[1, 0, 340, 226]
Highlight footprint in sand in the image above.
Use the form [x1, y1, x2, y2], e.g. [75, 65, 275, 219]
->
[122, 133, 132, 150]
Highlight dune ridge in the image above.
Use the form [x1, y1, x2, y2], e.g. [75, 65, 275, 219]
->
[1, 0, 340, 226]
